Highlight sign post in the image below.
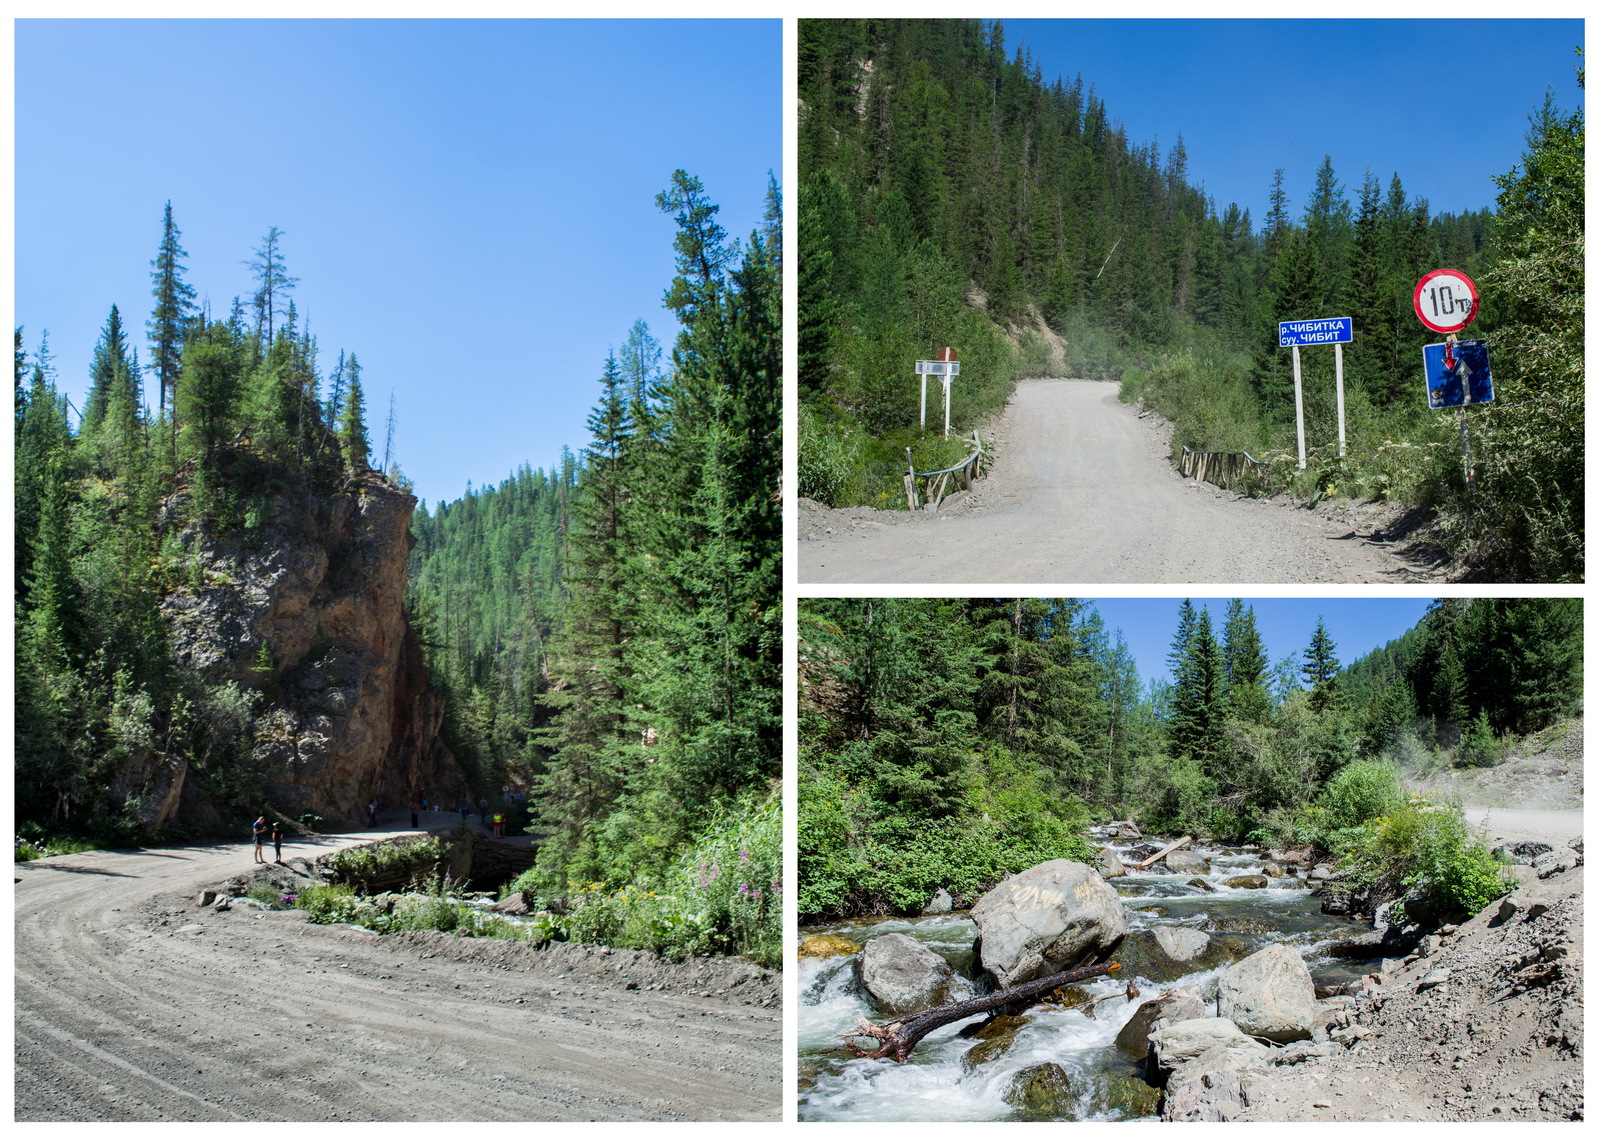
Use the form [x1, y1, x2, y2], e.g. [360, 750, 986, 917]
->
[1278, 317, 1353, 469]
[914, 348, 961, 437]
[1413, 269, 1485, 491]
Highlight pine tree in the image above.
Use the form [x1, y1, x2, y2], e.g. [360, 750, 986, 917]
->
[1221, 598, 1271, 724]
[246, 227, 299, 347]
[1302, 617, 1342, 712]
[82, 305, 135, 438]
[339, 353, 369, 475]
[147, 202, 197, 418]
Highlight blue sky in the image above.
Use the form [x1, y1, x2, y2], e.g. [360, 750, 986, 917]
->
[1004, 18, 1584, 225]
[1088, 597, 1436, 688]
[14, 19, 780, 508]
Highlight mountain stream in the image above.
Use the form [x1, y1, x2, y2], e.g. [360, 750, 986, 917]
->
[798, 840, 1373, 1122]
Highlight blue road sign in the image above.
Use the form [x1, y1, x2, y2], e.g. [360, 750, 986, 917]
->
[1422, 339, 1493, 408]
[1279, 317, 1353, 347]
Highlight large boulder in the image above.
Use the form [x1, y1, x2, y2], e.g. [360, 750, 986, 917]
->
[1217, 943, 1318, 1043]
[1114, 984, 1206, 1055]
[1225, 875, 1268, 890]
[1149, 1017, 1270, 1088]
[1004, 1062, 1074, 1118]
[858, 933, 954, 1015]
[971, 860, 1127, 988]
[1097, 847, 1129, 878]
[1152, 925, 1211, 964]
[922, 887, 954, 915]
[1164, 850, 1210, 875]
[798, 933, 862, 960]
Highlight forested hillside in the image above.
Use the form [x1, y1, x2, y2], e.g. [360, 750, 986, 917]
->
[798, 18, 1582, 580]
[797, 597, 1581, 921]
[406, 173, 783, 962]
[15, 207, 421, 835]
[17, 174, 782, 964]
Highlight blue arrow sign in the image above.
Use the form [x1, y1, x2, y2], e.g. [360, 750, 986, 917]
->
[1279, 317, 1353, 346]
[1423, 340, 1493, 408]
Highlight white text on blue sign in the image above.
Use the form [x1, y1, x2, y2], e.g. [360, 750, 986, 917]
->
[1279, 317, 1353, 347]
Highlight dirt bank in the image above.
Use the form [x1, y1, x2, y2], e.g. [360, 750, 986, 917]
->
[1229, 863, 1583, 1121]
[799, 379, 1447, 585]
[14, 830, 781, 1121]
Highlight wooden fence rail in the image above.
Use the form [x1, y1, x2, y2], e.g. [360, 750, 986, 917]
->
[904, 431, 984, 511]
[1180, 447, 1271, 494]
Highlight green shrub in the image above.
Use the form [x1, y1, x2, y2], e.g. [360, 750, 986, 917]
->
[298, 883, 363, 924]
[1338, 792, 1509, 918]
[798, 402, 866, 506]
[1454, 709, 1505, 769]
[1321, 759, 1404, 836]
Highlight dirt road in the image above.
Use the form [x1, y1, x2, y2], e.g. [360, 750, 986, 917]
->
[1463, 806, 1586, 849]
[14, 832, 780, 1121]
[800, 379, 1435, 585]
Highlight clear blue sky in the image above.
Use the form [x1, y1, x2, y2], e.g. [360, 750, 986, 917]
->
[15, 19, 780, 508]
[1088, 597, 1436, 688]
[1004, 18, 1584, 225]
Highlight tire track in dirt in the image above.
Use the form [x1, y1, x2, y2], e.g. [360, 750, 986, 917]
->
[15, 834, 780, 1121]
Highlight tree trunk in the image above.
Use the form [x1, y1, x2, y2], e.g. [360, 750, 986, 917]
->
[842, 960, 1122, 1063]
[1133, 835, 1193, 870]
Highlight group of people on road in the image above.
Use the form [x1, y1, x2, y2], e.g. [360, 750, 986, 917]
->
[251, 787, 523, 862]
[251, 817, 283, 863]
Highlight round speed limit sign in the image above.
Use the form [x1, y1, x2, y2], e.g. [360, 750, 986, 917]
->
[1413, 268, 1479, 333]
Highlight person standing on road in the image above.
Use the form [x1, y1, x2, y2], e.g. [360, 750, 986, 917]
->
[271, 822, 283, 862]
[478, 797, 488, 823]
[459, 795, 469, 821]
[367, 799, 378, 827]
[410, 800, 420, 828]
[253, 815, 267, 863]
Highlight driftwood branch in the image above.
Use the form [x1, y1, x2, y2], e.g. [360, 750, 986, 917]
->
[842, 960, 1121, 1063]
[1133, 835, 1193, 870]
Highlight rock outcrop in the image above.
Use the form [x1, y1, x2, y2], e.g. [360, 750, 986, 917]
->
[971, 860, 1127, 988]
[129, 472, 460, 829]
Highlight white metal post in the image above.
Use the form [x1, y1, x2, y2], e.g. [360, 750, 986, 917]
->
[920, 374, 927, 431]
[1292, 345, 1306, 470]
[942, 377, 952, 438]
[1334, 342, 1346, 457]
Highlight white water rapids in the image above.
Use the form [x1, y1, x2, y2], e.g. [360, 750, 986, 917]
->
[799, 841, 1374, 1122]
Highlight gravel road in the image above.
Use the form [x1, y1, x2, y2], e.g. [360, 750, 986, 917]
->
[800, 378, 1436, 585]
[1462, 806, 1586, 849]
[14, 832, 780, 1121]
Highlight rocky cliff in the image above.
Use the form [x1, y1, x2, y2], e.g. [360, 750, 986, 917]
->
[137, 470, 461, 829]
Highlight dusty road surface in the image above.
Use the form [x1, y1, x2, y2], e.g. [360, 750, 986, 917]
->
[1464, 806, 1586, 849]
[14, 832, 780, 1121]
[800, 378, 1437, 585]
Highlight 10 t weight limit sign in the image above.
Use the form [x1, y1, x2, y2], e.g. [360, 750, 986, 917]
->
[1413, 268, 1479, 334]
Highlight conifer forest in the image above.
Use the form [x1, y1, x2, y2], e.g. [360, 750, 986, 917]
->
[798, 18, 1583, 580]
[798, 597, 1581, 922]
[15, 173, 781, 963]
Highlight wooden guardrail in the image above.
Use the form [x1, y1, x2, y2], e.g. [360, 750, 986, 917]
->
[1181, 447, 1271, 494]
[904, 431, 984, 511]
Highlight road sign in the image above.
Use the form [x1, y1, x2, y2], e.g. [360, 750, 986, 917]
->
[915, 360, 960, 376]
[1278, 317, 1352, 347]
[1423, 339, 1493, 408]
[1414, 269, 1479, 333]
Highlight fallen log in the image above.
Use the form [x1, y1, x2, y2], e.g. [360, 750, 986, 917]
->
[842, 960, 1123, 1063]
[1133, 835, 1193, 870]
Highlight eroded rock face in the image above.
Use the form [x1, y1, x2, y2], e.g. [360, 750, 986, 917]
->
[971, 860, 1127, 988]
[858, 932, 954, 1015]
[1217, 943, 1318, 1043]
[136, 475, 459, 828]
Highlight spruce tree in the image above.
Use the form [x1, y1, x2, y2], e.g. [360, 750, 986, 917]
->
[1302, 617, 1342, 712]
[338, 353, 369, 475]
[147, 202, 197, 417]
